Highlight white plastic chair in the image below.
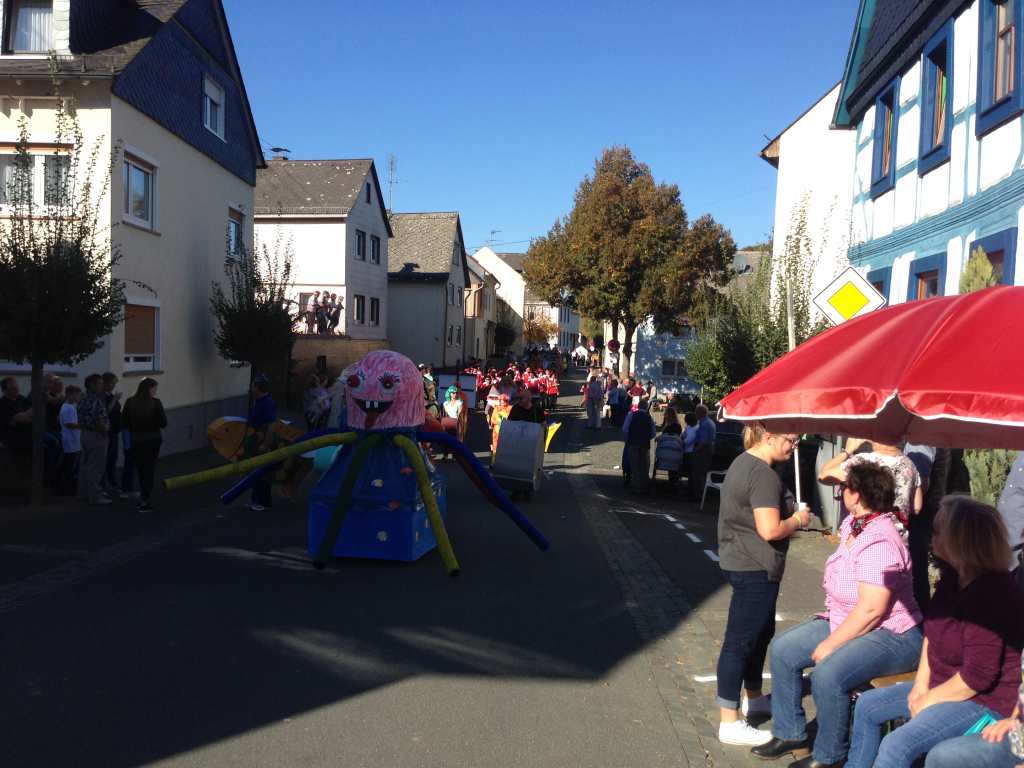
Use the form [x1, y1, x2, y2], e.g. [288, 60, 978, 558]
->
[700, 470, 728, 511]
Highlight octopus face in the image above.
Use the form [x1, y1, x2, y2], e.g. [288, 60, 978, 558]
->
[345, 350, 424, 430]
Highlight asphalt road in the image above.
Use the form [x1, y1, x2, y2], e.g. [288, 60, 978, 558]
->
[2, 385, 692, 768]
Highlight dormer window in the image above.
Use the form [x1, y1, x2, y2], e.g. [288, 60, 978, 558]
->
[203, 76, 225, 140]
[5, 1, 53, 54]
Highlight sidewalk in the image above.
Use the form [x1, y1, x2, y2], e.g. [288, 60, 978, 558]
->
[559, 378, 834, 768]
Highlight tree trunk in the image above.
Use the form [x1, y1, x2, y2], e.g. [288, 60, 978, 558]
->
[621, 321, 637, 379]
[30, 359, 45, 509]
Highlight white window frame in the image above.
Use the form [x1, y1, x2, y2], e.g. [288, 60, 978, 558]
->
[0, 148, 71, 210]
[353, 294, 366, 325]
[227, 206, 244, 256]
[4, 1, 54, 55]
[203, 75, 226, 140]
[123, 298, 160, 373]
[369, 296, 380, 326]
[122, 147, 158, 231]
[370, 234, 381, 264]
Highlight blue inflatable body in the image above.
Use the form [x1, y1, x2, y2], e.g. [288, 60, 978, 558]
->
[307, 430, 448, 562]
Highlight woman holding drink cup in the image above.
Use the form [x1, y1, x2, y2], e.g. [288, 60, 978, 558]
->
[715, 423, 810, 746]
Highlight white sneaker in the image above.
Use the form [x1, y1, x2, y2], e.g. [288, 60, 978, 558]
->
[718, 719, 772, 746]
[741, 693, 772, 717]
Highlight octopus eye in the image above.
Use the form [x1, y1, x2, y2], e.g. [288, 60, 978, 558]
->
[380, 375, 396, 390]
[347, 374, 362, 388]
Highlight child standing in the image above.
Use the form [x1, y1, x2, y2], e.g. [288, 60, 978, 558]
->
[59, 385, 82, 496]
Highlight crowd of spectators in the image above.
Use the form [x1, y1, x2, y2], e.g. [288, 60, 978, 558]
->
[0, 373, 165, 511]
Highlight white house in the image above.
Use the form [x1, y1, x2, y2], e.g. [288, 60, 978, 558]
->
[472, 247, 580, 353]
[464, 255, 498, 362]
[0, 0, 265, 455]
[761, 83, 857, 307]
[387, 212, 469, 368]
[782, 0, 1024, 310]
[254, 158, 391, 341]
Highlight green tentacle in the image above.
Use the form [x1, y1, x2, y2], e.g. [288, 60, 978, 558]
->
[393, 434, 460, 577]
[314, 434, 383, 569]
[164, 432, 359, 491]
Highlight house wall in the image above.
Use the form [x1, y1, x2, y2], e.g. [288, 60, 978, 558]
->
[472, 247, 525, 352]
[848, 0, 1024, 298]
[388, 282, 446, 367]
[773, 83, 857, 308]
[342, 176, 389, 341]
[111, 94, 253, 454]
[255, 217, 347, 333]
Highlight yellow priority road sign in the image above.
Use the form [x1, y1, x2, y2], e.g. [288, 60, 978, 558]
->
[812, 266, 887, 325]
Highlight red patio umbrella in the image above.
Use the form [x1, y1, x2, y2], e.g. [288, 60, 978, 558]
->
[718, 286, 1024, 449]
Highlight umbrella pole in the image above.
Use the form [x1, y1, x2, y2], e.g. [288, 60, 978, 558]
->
[785, 277, 804, 511]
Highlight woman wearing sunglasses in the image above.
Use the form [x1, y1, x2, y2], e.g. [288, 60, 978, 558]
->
[715, 423, 810, 746]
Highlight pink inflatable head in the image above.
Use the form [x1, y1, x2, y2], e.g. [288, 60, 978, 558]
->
[345, 350, 423, 430]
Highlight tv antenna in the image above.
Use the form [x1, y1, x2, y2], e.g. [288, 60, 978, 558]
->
[487, 229, 502, 245]
[387, 154, 398, 212]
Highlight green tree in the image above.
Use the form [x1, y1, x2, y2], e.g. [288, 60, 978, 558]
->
[210, 223, 298, 389]
[686, 202, 825, 401]
[959, 244, 1014, 503]
[0, 96, 126, 506]
[522, 146, 735, 377]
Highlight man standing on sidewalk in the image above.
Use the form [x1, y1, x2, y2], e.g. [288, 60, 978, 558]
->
[77, 374, 111, 505]
[585, 370, 605, 429]
[622, 398, 656, 494]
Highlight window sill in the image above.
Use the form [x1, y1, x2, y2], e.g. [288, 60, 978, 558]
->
[976, 96, 1024, 139]
[122, 370, 164, 378]
[121, 218, 161, 236]
[204, 125, 227, 143]
[917, 144, 950, 176]
[869, 176, 895, 201]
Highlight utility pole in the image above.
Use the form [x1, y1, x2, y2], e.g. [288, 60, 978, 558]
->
[387, 154, 398, 212]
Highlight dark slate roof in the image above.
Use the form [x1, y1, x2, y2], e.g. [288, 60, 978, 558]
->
[255, 158, 372, 216]
[834, 0, 963, 126]
[497, 252, 527, 272]
[388, 212, 469, 283]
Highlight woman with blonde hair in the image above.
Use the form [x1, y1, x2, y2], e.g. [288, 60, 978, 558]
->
[715, 422, 809, 746]
[847, 496, 1024, 768]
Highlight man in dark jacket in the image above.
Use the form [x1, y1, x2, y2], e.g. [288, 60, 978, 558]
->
[622, 398, 656, 494]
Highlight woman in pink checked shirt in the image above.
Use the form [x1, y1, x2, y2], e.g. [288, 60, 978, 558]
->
[750, 463, 923, 768]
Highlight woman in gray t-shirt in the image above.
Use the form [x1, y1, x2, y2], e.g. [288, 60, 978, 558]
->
[715, 422, 808, 747]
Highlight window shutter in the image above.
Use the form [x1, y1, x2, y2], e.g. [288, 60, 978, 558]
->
[125, 305, 156, 354]
[981, 2, 996, 110]
[871, 102, 885, 182]
[922, 59, 936, 154]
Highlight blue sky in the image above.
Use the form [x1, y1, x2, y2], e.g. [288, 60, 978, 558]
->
[225, 0, 859, 252]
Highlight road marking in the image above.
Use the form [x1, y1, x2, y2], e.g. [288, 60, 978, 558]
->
[661, 514, 675, 522]
[703, 549, 719, 562]
[673, 523, 687, 530]
[686, 533, 701, 544]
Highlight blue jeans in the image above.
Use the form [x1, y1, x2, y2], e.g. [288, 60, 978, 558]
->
[848, 682, 990, 768]
[924, 732, 1020, 768]
[716, 569, 780, 709]
[769, 618, 923, 763]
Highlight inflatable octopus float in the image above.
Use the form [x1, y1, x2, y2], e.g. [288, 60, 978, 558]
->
[165, 350, 550, 576]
